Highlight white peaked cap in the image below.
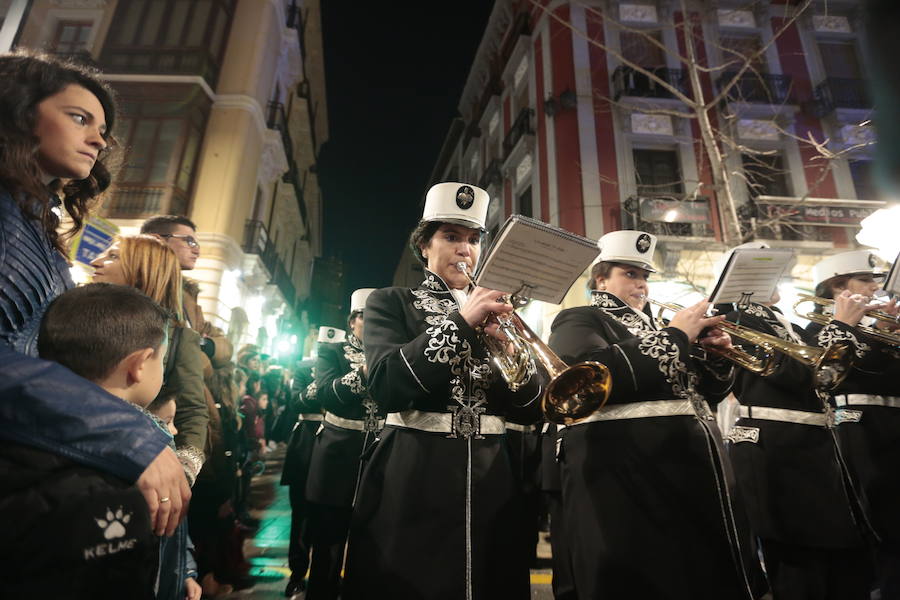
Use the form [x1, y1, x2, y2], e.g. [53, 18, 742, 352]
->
[350, 288, 376, 313]
[712, 241, 771, 283]
[317, 326, 346, 344]
[422, 182, 490, 230]
[812, 249, 884, 286]
[597, 230, 658, 272]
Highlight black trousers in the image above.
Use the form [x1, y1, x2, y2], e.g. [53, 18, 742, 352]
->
[877, 546, 900, 600]
[761, 539, 873, 600]
[287, 484, 313, 582]
[306, 502, 352, 600]
[545, 491, 576, 600]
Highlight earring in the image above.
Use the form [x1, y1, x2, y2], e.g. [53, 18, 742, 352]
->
[598, 283, 606, 291]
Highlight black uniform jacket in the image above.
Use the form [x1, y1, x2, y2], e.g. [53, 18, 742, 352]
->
[807, 317, 900, 545]
[0, 442, 157, 599]
[343, 270, 543, 600]
[725, 304, 872, 548]
[548, 291, 767, 600]
[281, 366, 322, 489]
[305, 335, 379, 508]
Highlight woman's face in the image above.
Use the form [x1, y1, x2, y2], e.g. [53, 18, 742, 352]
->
[596, 265, 651, 311]
[834, 274, 881, 298]
[422, 223, 482, 290]
[153, 399, 178, 437]
[33, 84, 108, 180]
[90, 242, 127, 285]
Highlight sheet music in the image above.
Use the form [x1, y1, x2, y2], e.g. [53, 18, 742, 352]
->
[474, 215, 599, 304]
[882, 250, 900, 298]
[707, 248, 795, 305]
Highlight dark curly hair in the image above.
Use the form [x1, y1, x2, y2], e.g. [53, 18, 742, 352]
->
[0, 50, 119, 255]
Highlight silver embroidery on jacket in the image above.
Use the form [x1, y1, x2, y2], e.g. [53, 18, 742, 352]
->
[340, 369, 366, 395]
[817, 322, 870, 359]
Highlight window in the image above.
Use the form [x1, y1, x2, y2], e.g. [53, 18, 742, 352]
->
[101, 0, 236, 87]
[849, 160, 876, 200]
[621, 30, 665, 68]
[633, 149, 683, 196]
[720, 35, 766, 73]
[818, 41, 862, 79]
[517, 186, 533, 218]
[742, 153, 790, 198]
[51, 20, 93, 54]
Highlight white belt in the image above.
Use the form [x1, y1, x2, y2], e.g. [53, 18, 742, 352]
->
[738, 405, 828, 427]
[297, 413, 324, 422]
[835, 394, 900, 409]
[324, 412, 384, 432]
[385, 410, 506, 435]
[574, 400, 695, 425]
[505, 422, 535, 433]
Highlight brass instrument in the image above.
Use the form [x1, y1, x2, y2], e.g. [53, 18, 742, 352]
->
[793, 294, 900, 346]
[455, 262, 611, 424]
[649, 299, 853, 390]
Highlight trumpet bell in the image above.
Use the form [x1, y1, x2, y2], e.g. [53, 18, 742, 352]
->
[813, 341, 852, 391]
[543, 361, 612, 425]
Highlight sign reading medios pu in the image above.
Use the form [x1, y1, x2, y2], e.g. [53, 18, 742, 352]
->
[69, 216, 119, 266]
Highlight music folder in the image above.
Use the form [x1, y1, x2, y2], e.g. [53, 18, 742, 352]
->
[473, 215, 599, 304]
[881, 250, 900, 298]
[707, 247, 795, 306]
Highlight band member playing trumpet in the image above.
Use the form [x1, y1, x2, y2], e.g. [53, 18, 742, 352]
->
[717, 244, 876, 600]
[305, 298, 382, 600]
[806, 250, 900, 598]
[342, 183, 543, 600]
[548, 230, 768, 600]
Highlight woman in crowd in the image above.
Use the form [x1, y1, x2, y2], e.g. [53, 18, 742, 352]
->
[547, 230, 768, 600]
[343, 183, 543, 600]
[0, 50, 187, 535]
[91, 234, 209, 484]
[806, 250, 900, 599]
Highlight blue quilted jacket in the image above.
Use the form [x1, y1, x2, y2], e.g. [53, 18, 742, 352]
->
[0, 187, 169, 481]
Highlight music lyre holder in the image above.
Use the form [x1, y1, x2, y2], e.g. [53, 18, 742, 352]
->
[737, 291, 755, 311]
[510, 282, 535, 308]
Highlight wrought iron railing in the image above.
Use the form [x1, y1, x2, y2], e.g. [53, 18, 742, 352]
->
[267, 101, 294, 164]
[812, 77, 871, 116]
[243, 219, 298, 305]
[478, 158, 503, 189]
[503, 108, 535, 159]
[715, 71, 793, 105]
[612, 66, 688, 100]
[103, 186, 167, 218]
[100, 48, 220, 88]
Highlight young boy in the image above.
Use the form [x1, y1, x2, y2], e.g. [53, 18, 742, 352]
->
[0, 283, 170, 599]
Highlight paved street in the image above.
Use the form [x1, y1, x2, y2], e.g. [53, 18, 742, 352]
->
[222, 447, 554, 599]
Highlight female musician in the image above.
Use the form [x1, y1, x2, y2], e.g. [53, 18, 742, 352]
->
[719, 244, 875, 599]
[0, 50, 186, 534]
[343, 183, 543, 600]
[547, 230, 768, 600]
[807, 250, 900, 598]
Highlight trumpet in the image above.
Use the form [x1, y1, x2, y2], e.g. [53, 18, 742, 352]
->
[649, 299, 853, 390]
[794, 294, 900, 346]
[455, 262, 611, 424]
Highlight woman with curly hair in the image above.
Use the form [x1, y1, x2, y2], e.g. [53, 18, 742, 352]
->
[0, 51, 188, 535]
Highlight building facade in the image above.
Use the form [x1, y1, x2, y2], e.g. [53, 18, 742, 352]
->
[408, 0, 881, 328]
[5, 0, 329, 359]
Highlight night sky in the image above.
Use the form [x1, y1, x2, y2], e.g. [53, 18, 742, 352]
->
[317, 2, 494, 300]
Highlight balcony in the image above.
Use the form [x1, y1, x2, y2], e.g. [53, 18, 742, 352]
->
[503, 108, 535, 160]
[243, 219, 297, 307]
[478, 159, 503, 189]
[102, 185, 188, 219]
[715, 72, 793, 105]
[267, 101, 294, 165]
[612, 66, 688, 101]
[623, 195, 713, 238]
[100, 48, 221, 88]
[812, 78, 871, 117]
[740, 196, 882, 242]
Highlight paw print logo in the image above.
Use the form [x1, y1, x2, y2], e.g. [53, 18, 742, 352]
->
[95, 507, 131, 540]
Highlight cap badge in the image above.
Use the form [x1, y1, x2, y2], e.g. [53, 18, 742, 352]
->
[868, 253, 877, 268]
[456, 186, 475, 210]
[326, 328, 335, 339]
[635, 233, 652, 254]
